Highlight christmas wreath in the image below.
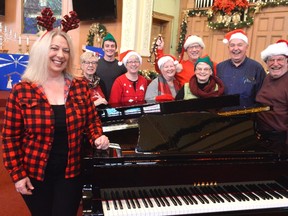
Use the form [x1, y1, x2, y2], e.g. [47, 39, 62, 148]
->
[86, 23, 107, 46]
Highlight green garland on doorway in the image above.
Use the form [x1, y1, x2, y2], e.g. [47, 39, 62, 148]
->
[177, 0, 288, 54]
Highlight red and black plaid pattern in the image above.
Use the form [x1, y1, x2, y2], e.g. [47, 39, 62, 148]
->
[36, 7, 56, 31]
[1, 77, 103, 183]
[61, 11, 80, 33]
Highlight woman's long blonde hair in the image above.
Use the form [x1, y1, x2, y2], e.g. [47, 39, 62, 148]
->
[22, 29, 77, 84]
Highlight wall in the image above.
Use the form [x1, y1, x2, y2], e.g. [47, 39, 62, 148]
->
[153, 0, 181, 56]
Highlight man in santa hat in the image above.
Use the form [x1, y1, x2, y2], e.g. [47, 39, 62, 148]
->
[217, 29, 266, 108]
[255, 40, 288, 153]
[96, 33, 127, 101]
[155, 35, 217, 87]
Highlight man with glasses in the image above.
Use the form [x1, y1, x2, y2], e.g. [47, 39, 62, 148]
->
[217, 29, 266, 108]
[156, 35, 217, 87]
[96, 33, 127, 101]
[255, 40, 288, 153]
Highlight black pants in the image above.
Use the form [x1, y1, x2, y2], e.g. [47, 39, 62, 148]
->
[22, 173, 82, 216]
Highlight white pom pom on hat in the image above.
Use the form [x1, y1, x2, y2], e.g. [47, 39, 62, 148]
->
[118, 50, 142, 66]
[223, 29, 248, 44]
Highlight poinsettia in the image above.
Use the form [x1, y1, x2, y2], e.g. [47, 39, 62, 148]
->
[212, 0, 249, 15]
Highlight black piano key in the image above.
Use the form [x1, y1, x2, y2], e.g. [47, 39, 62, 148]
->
[223, 185, 248, 201]
[268, 183, 288, 198]
[200, 186, 217, 203]
[110, 191, 118, 210]
[182, 187, 198, 204]
[164, 188, 178, 206]
[115, 191, 123, 209]
[138, 189, 149, 208]
[103, 191, 110, 210]
[122, 190, 131, 209]
[168, 188, 182, 205]
[143, 189, 154, 207]
[258, 183, 283, 199]
[213, 186, 234, 202]
[175, 187, 190, 205]
[131, 190, 141, 208]
[127, 190, 136, 208]
[245, 184, 273, 200]
[189, 186, 209, 204]
[205, 186, 225, 203]
[157, 188, 170, 206]
[236, 185, 260, 201]
[149, 189, 161, 207]
[153, 189, 166, 207]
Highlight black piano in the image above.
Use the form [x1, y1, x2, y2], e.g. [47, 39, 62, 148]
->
[81, 95, 288, 216]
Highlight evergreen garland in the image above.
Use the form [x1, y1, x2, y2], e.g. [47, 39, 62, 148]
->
[177, 0, 288, 54]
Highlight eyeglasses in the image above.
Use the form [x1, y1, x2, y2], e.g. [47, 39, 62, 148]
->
[126, 61, 140, 65]
[83, 61, 97, 65]
[195, 67, 211, 72]
[187, 45, 201, 50]
[267, 57, 287, 65]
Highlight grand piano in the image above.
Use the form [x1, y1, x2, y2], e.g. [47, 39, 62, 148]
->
[81, 95, 288, 216]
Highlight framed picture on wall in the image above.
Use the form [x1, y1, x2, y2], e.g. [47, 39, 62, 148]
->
[23, 0, 62, 34]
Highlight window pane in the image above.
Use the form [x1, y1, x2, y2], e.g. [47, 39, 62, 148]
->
[23, 0, 62, 34]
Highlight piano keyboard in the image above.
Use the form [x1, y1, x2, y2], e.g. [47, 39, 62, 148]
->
[100, 180, 288, 216]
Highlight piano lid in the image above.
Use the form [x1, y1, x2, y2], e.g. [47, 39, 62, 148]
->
[135, 106, 271, 154]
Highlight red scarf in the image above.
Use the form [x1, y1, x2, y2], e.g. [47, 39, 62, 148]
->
[189, 75, 224, 98]
[158, 75, 181, 95]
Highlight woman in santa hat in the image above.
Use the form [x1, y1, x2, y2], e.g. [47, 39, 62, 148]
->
[145, 54, 181, 102]
[109, 50, 148, 107]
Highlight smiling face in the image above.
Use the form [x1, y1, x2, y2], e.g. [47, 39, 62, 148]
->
[125, 55, 141, 74]
[266, 55, 288, 79]
[228, 38, 248, 66]
[160, 60, 176, 81]
[48, 35, 70, 75]
[194, 62, 213, 83]
[81, 56, 98, 80]
[103, 40, 117, 59]
[186, 43, 203, 62]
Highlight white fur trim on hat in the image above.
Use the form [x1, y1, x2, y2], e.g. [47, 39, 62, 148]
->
[261, 42, 288, 61]
[184, 35, 205, 50]
[157, 56, 178, 69]
[122, 51, 142, 66]
[229, 32, 248, 44]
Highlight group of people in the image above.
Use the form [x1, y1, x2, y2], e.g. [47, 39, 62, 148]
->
[1, 7, 287, 216]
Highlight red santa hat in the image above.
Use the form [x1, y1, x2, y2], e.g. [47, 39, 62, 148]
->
[261, 42, 288, 61]
[118, 50, 142, 66]
[223, 29, 248, 44]
[276, 39, 288, 45]
[179, 35, 205, 63]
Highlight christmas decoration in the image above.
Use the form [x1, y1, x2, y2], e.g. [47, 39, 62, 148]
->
[177, 0, 288, 54]
[86, 23, 107, 47]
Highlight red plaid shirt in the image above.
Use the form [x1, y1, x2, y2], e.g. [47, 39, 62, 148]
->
[2, 76, 103, 182]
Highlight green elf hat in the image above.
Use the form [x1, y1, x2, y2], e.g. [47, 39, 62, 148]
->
[102, 33, 117, 48]
[194, 56, 213, 73]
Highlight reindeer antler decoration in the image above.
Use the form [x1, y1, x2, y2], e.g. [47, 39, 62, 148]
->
[61, 11, 80, 33]
[36, 7, 80, 33]
[36, 7, 56, 31]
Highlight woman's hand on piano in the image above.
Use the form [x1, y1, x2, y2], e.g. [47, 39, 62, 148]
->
[94, 135, 110, 150]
